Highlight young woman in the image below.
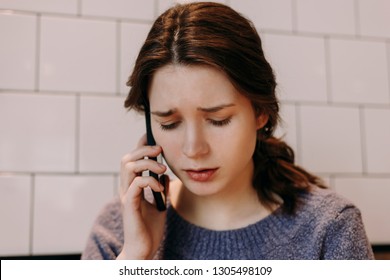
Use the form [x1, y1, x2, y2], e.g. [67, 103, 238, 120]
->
[82, 2, 374, 260]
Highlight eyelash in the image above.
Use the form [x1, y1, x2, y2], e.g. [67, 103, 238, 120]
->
[159, 117, 232, 131]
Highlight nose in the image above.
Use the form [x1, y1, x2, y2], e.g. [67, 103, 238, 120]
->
[181, 122, 210, 159]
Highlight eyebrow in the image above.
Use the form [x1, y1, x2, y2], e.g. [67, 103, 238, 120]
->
[151, 103, 235, 117]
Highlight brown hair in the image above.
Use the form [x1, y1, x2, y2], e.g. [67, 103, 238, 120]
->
[124, 2, 326, 214]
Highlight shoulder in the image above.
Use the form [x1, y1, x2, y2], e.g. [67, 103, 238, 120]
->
[274, 186, 374, 259]
[81, 196, 123, 260]
[298, 186, 358, 218]
[298, 187, 374, 259]
[289, 186, 365, 239]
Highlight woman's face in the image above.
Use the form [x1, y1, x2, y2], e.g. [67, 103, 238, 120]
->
[149, 64, 267, 197]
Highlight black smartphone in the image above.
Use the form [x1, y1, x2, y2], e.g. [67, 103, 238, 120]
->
[144, 103, 167, 211]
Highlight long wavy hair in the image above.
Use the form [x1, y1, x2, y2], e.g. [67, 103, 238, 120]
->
[124, 2, 326, 214]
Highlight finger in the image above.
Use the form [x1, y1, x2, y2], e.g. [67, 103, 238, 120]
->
[123, 159, 166, 175]
[121, 176, 164, 206]
[121, 145, 162, 164]
[120, 159, 166, 195]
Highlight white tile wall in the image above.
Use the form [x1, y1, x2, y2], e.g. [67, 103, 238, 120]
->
[363, 108, 390, 174]
[1, 0, 390, 256]
[0, 13, 36, 90]
[296, 0, 356, 35]
[0, 175, 31, 255]
[0, 0, 78, 15]
[300, 105, 362, 174]
[230, 0, 293, 31]
[79, 96, 145, 173]
[329, 39, 389, 104]
[262, 34, 327, 102]
[81, 0, 155, 21]
[33, 175, 115, 254]
[358, 0, 390, 38]
[334, 177, 390, 244]
[158, 0, 228, 15]
[0, 93, 76, 172]
[39, 16, 116, 94]
[120, 22, 152, 94]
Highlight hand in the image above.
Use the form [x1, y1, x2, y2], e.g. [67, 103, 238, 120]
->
[117, 134, 168, 260]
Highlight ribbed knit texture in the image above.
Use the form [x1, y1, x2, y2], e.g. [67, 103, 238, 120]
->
[81, 187, 374, 260]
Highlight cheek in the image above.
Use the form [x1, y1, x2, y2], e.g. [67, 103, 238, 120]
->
[154, 133, 179, 162]
[225, 122, 258, 157]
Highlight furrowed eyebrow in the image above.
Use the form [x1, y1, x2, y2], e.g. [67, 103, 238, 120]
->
[151, 108, 177, 117]
[151, 103, 235, 117]
[197, 103, 235, 113]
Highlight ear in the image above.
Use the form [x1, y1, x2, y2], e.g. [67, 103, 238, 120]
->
[256, 114, 269, 130]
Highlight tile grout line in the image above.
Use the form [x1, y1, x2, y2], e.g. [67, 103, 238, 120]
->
[75, 94, 81, 173]
[29, 174, 35, 255]
[324, 36, 333, 104]
[1, 7, 389, 42]
[387, 43, 390, 103]
[354, 0, 361, 38]
[153, 0, 159, 19]
[358, 106, 368, 175]
[77, 0, 82, 17]
[116, 20, 121, 96]
[34, 14, 41, 92]
[291, 0, 298, 34]
[0, 8, 154, 24]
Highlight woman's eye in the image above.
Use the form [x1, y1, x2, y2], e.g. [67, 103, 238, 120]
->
[209, 117, 232, 127]
[160, 122, 180, 131]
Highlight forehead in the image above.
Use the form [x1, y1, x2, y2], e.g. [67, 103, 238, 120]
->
[148, 64, 241, 105]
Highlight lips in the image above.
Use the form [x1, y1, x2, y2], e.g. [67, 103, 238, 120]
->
[184, 168, 218, 182]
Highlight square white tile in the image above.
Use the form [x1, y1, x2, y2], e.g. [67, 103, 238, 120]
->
[358, 0, 390, 38]
[262, 34, 327, 102]
[32, 175, 115, 255]
[79, 96, 145, 173]
[0, 175, 31, 256]
[0, 0, 78, 14]
[363, 108, 390, 173]
[0, 13, 36, 90]
[39, 16, 116, 94]
[296, 0, 355, 35]
[300, 105, 362, 173]
[120, 22, 152, 94]
[230, 0, 293, 31]
[329, 39, 389, 104]
[0, 93, 76, 172]
[334, 177, 390, 244]
[81, 0, 155, 20]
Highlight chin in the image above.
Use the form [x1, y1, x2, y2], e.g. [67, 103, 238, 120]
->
[182, 180, 223, 197]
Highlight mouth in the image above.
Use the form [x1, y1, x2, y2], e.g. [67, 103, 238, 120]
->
[184, 168, 218, 182]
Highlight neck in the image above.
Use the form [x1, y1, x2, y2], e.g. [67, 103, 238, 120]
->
[171, 177, 273, 231]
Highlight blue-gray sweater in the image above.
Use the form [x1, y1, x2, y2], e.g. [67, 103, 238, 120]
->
[81, 187, 374, 259]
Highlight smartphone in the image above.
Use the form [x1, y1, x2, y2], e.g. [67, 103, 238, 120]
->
[144, 103, 167, 211]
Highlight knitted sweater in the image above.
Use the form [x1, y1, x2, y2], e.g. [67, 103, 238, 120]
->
[81, 187, 374, 260]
